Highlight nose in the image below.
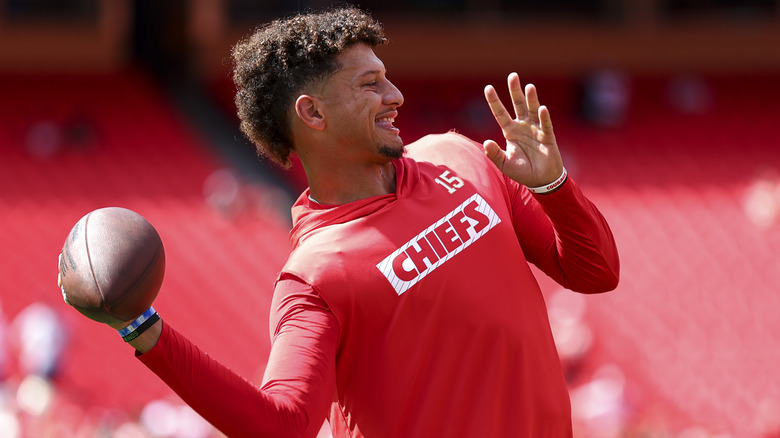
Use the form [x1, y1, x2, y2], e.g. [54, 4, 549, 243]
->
[384, 79, 404, 108]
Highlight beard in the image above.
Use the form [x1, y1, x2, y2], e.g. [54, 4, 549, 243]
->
[378, 139, 405, 159]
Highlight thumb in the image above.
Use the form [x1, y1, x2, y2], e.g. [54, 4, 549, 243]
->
[482, 139, 505, 168]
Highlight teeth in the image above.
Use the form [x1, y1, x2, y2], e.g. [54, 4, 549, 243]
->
[377, 117, 394, 123]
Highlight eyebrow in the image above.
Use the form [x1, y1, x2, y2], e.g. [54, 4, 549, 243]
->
[357, 69, 383, 79]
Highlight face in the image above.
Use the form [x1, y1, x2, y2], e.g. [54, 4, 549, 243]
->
[315, 43, 405, 161]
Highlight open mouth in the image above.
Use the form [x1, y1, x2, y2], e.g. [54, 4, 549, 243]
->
[376, 113, 399, 132]
[377, 117, 395, 126]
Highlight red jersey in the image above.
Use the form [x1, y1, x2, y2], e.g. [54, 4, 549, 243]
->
[138, 132, 619, 437]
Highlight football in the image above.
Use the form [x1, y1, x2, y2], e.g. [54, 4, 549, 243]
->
[58, 207, 165, 325]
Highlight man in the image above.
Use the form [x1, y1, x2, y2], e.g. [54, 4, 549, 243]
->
[66, 7, 619, 437]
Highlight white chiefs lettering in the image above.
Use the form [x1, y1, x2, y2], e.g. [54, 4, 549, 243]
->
[377, 194, 501, 295]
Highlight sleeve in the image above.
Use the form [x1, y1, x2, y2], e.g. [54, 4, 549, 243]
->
[509, 176, 620, 293]
[136, 277, 339, 438]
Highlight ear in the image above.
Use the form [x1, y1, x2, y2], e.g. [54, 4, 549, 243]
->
[294, 95, 325, 130]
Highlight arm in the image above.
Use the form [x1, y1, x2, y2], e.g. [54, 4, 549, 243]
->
[509, 176, 619, 293]
[482, 73, 619, 293]
[136, 278, 338, 438]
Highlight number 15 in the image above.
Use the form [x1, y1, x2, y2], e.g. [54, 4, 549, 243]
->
[435, 170, 464, 194]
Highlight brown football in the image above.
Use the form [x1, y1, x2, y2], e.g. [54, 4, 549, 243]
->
[59, 207, 165, 325]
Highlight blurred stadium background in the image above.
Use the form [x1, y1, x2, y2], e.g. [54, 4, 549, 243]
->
[1, 1, 779, 437]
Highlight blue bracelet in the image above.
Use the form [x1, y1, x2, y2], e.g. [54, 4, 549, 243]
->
[118, 307, 156, 338]
[122, 312, 159, 342]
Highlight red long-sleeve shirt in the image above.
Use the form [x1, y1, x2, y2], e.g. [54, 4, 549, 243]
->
[139, 132, 619, 437]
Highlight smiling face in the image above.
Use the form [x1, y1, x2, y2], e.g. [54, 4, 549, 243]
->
[316, 43, 405, 162]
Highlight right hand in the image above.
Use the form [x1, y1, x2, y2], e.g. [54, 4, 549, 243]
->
[57, 253, 133, 331]
[58, 253, 162, 352]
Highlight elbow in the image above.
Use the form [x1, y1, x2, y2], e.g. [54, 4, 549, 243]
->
[572, 282, 617, 294]
[568, 265, 620, 294]
[593, 271, 620, 294]
[581, 252, 621, 294]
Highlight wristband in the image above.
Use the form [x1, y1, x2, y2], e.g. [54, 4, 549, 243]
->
[122, 312, 159, 342]
[118, 307, 158, 342]
[526, 167, 568, 194]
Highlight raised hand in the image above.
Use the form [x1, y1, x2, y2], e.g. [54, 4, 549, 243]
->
[482, 73, 564, 188]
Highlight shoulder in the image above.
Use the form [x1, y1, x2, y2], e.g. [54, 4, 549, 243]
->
[406, 131, 481, 153]
[405, 131, 487, 165]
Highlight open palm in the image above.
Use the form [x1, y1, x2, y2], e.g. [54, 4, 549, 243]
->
[482, 73, 564, 188]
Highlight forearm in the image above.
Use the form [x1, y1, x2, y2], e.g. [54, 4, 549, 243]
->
[137, 321, 308, 438]
[133, 288, 338, 438]
[516, 178, 620, 293]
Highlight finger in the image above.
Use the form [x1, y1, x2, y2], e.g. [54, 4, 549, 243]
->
[539, 105, 554, 136]
[57, 253, 63, 287]
[482, 139, 505, 169]
[525, 84, 540, 125]
[508, 73, 526, 120]
[484, 84, 513, 130]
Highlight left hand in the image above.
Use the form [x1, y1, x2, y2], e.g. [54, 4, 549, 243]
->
[482, 73, 564, 187]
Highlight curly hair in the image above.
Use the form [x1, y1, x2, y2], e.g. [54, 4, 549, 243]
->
[231, 7, 387, 168]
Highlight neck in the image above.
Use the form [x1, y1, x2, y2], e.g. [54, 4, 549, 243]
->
[305, 160, 397, 205]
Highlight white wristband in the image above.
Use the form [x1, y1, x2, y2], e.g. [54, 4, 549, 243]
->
[526, 167, 568, 194]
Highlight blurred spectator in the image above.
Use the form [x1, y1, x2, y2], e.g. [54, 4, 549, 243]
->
[203, 168, 292, 224]
[23, 111, 99, 159]
[64, 111, 100, 151]
[547, 288, 592, 383]
[16, 374, 53, 417]
[10, 302, 67, 379]
[203, 168, 242, 217]
[0, 407, 21, 438]
[742, 170, 780, 229]
[139, 398, 213, 438]
[578, 69, 631, 127]
[458, 96, 497, 139]
[666, 74, 713, 115]
[0, 299, 10, 381]
[570, 364, 628, 438]
[24, 120, 62, 159]
[114, 420, 153, 438]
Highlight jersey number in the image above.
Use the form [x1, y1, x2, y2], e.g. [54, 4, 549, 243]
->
[435, 171, 464, 194]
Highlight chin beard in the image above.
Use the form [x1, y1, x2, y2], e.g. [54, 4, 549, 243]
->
[378, 141, 405, 159]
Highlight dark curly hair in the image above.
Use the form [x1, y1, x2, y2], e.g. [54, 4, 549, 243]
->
[231, 7, 387, 168]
